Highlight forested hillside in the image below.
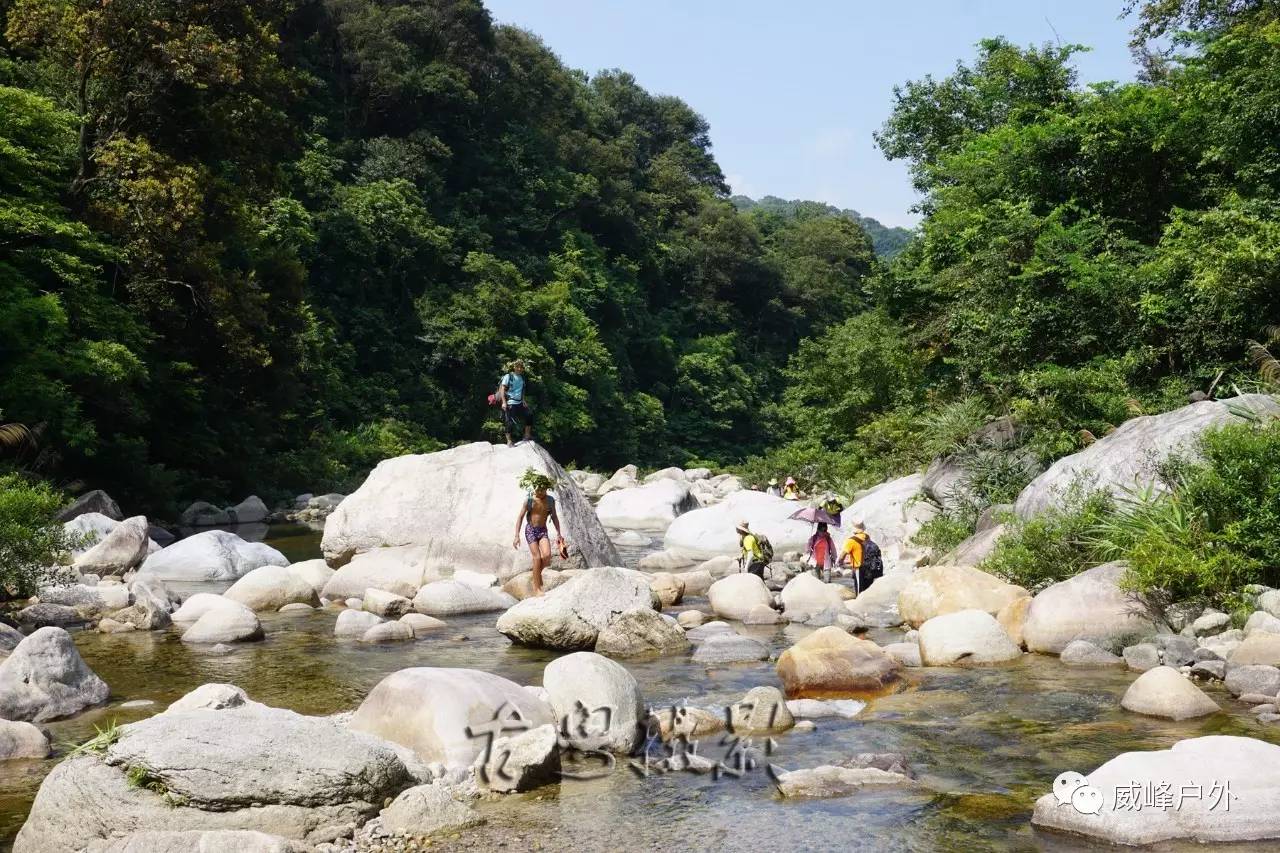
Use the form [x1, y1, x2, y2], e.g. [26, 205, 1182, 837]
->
[0, 0, 877, 511]
[731, 195, 913, 258]
[2, 0, 1279, 522]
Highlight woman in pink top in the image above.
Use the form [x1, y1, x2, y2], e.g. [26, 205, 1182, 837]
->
[806, 522, 836, 583]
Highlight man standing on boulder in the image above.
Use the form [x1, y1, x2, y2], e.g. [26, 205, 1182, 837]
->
[513, 470, 565, 596]
[498, 359, 534, 446]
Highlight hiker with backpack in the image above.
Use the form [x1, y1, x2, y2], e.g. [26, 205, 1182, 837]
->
[735, 520, 773, 579]
[839, 521, 884, 594]
[496, 359, 534, 446]
[805, 521, 837, 583]
[512, 469, 565, 596]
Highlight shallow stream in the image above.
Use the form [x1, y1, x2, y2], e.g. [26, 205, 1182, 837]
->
[2, 524, 1278, 852]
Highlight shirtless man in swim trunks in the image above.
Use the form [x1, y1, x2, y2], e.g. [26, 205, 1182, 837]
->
[512, 481, 565, 595]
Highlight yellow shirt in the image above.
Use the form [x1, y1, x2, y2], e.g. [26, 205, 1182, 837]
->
[841, 533, 867, 567]
[741, 533, 763, 562]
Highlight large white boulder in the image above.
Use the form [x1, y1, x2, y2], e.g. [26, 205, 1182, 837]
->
[917, 609, 1022, 666]
[1121, 666, 1220, 720]
[412, 581, 516, 617]
[0, 628, 109, 722]
[542, 652, 644, 752]
[320, 545, 440, 601]
[15, 701, 413, 853]
[223, 565, 320, 611]
[835, 473, 938, 555]
[663, 490, 814, 560]
[707, 573, 773, 621]
[595, 464, 639, 497]
[139, 531, 287, 582]
[64, 513, 160, 558]
[595, 480, 697, 531]
[73, 515, 150, 576]
[285, 559, 334, 596]
[843, 570, 913, 628]
[779, 573, 845, 618]
[1022, 562, 1162, 654]
[495, 567, 657, 650]
[898, 564, 1028, 628]
[348, 667, 555, 769]
[1031, 736, 1280, 844]
[321, 442, 617, 580]
[1016, 394, 1280, 518]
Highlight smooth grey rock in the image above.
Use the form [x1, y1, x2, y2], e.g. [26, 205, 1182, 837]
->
[1022, 562, 1161, 654]
[0, 627, 109, 722]
[74, 515, 150, 576]
[1032, 735, 1280, 844]
[596, 479, 697, 531]
[399, 613, 447, 637]
[1189, 660, 1226, 681]
[691, 633, 769, 665]
[543, 652, 643, 753]
[918, 609, 1020, 666]
[1224, 665, 1280, 698]
[16, 603, 85, 629]
[359, 621, 414, 643]
[179, 501, 232, 527]
[180, 602, 263, 644]
[0, 719, 51, 760]
[495, 566, 656, 650]
[140, 531, 286, 582]
[1156, 634, 1198, 667]
[56, 490, 123, 523]
[413, 580, 515, 617]
[84, 830, 308, 852]
[227, 496, 269, 524]
[1122, 666, 1220, 720]
[472, 723, 559, 793]
[1123, 643, 1161, 672]
[784, 698, 866, 719]
[1245, 611, 1280, 637]
[379, 782, 481, 836]
[167, 684, 249, 713]
[1192, 610, 1231, 637]
[1061, 640, 1125, 666]
[334, 609, 383, 638]
[593, 608, 689, 657]
[223, 565, 320, 611]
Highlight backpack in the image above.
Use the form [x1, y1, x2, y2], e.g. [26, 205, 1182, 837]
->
[755, 532, 775, 564]
[488, 373, 511, 407]
[860, 536, 883, 579]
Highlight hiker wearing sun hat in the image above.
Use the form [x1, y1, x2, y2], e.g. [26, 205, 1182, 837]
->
[736, 520, 770, 578]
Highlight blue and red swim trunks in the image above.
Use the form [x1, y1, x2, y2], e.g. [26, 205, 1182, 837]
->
[524, 524, 549, 544]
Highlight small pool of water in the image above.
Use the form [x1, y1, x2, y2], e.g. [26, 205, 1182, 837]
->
[2, 525, 1277, 852]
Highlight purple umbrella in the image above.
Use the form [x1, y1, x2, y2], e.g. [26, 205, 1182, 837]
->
[788, 505, 841, 526]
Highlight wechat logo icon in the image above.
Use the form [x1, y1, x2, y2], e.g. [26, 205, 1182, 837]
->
[1052, 770, 1104, 814]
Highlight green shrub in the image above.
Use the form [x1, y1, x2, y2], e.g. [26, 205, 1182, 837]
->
[0, 473, 74, 598]
[914, 513, 973, 555]
[980, 484, 1115, 590]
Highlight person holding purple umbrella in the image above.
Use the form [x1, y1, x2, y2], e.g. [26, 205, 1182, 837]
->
[805, 521, 837, 582]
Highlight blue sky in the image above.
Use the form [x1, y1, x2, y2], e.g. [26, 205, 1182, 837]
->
[483, 0, 1141, 228]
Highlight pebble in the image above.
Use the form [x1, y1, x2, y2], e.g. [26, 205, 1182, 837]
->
[793, 720, 816, 732]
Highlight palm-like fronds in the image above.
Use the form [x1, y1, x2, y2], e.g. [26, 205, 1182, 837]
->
[1248, 340, 1280, 388]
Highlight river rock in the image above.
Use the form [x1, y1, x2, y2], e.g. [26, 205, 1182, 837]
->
[15, 701, 413, 853]
[350, 668, 554, 769]
[899, 564, 1028, 628]
[674, 569, 715, 597]
[413, 580, 516, 617]
[1192, 610, 1231, 636]
[223, 565, 320, 611]
[471, 723, 560, 793]
[784, 698, 866, 719]
[918, 609, 1021, 666]
[685, 620, 734, 641]
[1061, 640, 1125, 666]
[664, 490, 817, 559]
[938, 524, 1006, 569]
[707, 573, 773, 621]
[171, 593, 241, 624]
[1016, 394, 1280, 518]
[379, 782, 481, 836]
[283, 559, 334, 596]
[167, 683, 250, 713]
[0, 627, 109, 722]
[843, 571, 912, 628]
[637, 549, 697, 571]
[779, 574, 845, 618]
[0, 622, 22, 653]
[178, 501, 232, 527]
[1022, 562, 1160, 654]
[321, 442, 618, 579]
[83, 830, 308, 852]
[360, 621, 415, 643]
[692, 633, 770, 664]
[399, 613, 447, 636]
[363, 588, 412, 618]
[1190, 660, 1226, 680]
[776, 627, 901, 697]
[596, 479, 697, 531]
[320, 545, 441, 601]
[609, 529, 651, 547]
[0, 720, 51, 760]
[594, 608, 689, 657]
[774, 763, 911, 798]
[228, 495, 269, 524]
[1123, 643, 1161, 672]
[995, 594, 1032, 647]
[1121, 666, 1220, 720]
[37, 583, 130, 616]
[596, 464, 640, 497]
[496, 566, 657, 650]
[1031, 735, 1280, 844]
[743, 604, 781, 625]
[335, 609, 384, 638]
[676, 610, 706, 628]
[543, 652, 644, 752]
[694, 555, 739, 579]
[647, 572, 685, 609]
[1199, 629, 1243, 659]
[180, 601, 263, 644]
[16, 603, 85, 630]
[73, 515, 150, 576]
[728, 686, 794, 733]
[1157, 633, 1198, 667]
[139, 531, 287, 582]
[1229, 631, 1280, 666]
[56, 489, 122, 523]
[883, 642, 923, 667]
[1244, 611, 1280, 637]
[1224, 664, 1280, 698]
[500, 568, 569, 600]
[834, 473, 939, 558]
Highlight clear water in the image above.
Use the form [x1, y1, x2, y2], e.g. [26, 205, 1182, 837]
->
[3, 525, 1278, 852]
